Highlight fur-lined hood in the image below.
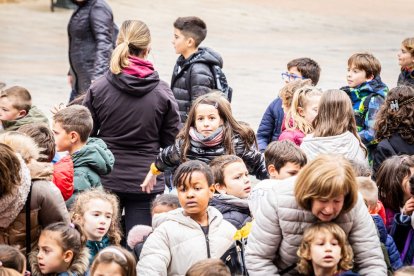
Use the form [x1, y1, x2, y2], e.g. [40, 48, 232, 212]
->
[30, 246, 90, 276]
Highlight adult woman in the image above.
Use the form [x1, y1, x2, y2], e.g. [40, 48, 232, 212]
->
[245, 155, 386, 275]
[68, 0, 116, 101]
[83, 20, 180, 234]
[0, 143, 69, 257]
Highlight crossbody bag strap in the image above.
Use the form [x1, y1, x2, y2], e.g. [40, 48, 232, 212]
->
[25, 183, 33, 264]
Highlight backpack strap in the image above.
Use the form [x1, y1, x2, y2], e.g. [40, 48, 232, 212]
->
[25, 183, 33, 270]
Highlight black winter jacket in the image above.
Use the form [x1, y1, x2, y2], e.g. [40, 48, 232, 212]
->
[83, 71, 180, 194]
[171, 47, 223, 122]
[155, 134, 268, 180]
[68, 0, 115, 95]
[397, 69, 414, 87]
[209, 194, 252, 230]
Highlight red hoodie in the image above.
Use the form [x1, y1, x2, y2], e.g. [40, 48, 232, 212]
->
[52, 155, 74, 201]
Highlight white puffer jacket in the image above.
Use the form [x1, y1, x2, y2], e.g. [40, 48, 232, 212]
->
[137, 206, 236, 276]
[245, 177, 387, 276]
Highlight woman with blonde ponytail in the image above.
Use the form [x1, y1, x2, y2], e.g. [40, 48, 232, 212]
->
[83, 20, 180, 235]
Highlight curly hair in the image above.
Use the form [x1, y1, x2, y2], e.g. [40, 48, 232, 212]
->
[0, 143, 22, 195]
[374, 85, 414, 144]
[70, 189, 122, 246]
[297, 222, 353, 275]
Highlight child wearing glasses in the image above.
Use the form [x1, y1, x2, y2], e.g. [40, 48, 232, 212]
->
[257, 58, 321, 152]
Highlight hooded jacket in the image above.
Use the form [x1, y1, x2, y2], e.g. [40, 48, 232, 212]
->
[300, 131, 368, 165]
[1, 106, 48, 132]
[171, 47, 223, 122]
[397, 68, 414, 87]
[209, 194, 252, 229]
[83, 62, 180, 194]
[257, 97, 285, 152]
[137, 207, 236, 276]
[66, 137, 114, 207]
[53, 155, 74, 201]
[245, 177, 387, 275]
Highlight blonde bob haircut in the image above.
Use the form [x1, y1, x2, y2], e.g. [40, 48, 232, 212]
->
[294, 154, 358, 214]
[297, 222, 353, 275]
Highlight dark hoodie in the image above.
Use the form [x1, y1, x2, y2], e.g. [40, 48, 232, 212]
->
[171, 47, 223, 122]
[83, 57, 180, 194]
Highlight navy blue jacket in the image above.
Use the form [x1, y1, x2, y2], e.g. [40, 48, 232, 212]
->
[209, 195, 251, 229]
[257, 98, 284, 152]
[390, 213, 414, 265]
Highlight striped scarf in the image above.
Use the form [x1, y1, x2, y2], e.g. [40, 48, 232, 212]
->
[189, 127, 224, 147]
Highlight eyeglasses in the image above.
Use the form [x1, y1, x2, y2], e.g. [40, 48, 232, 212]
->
[281, 72, 305, 82]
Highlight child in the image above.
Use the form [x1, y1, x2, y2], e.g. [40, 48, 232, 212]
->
[397, 37, 414, 87]
[0, 245, 26, 275]
[171, 16, 225, 123]
[70, 189, 122, 263]
[0, 86, 48, 131]
[300, 89, 368, 164]
[137, 160, 236, 275]
[53, 105, 115, 207]
[141, 91, 267, 193]
[185, 259, 231, 276]
[279, 85, 322, 146]
[248, 140, 307, 217]
[90, 247, 136, 276]
[373, 85, 414, 176]
[395, 266, 414, 276]
[30, 222, 89, 276]
[296, 222, 357, 276]
[340, 52, 388, 151]
[209, 155, 252, 229]
[257, 57, 320, 152]
[151, 194, 181, 216]
[17, 123, 56, 163]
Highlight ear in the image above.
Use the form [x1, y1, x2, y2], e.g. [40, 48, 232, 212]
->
[63, 250, 74, 264]
[213, 183, 226, 195]
[268, 164, 279, 179]
[367, 74, 375, 81]
[17, 109, 27, 118]
[187, 37, 195, 48]
[297, 106, 305, 117]
[209, 185, 215, 198]
[69, 131, 80, 144]
[72, 213, 83, 225]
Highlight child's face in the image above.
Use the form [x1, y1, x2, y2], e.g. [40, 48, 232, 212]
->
[311, 196, 344, 222]
[177, 171, 214, 219]
[402, 167, 414, 201]
[398, 45, 414, 68]
[309, 230, 342, 272]
[92, 262, 123, 276]
[80, 199, 113, 241]
[37, 231, 71, 274]
[299, 95, 321, 124]
[269, 162, 302, 180]
[283, 66, 303, 84]
[218, 161, 251, 199]
[0, 97, 24, 121]
[346, 65, 372, 88]
[172, 28, 192, 56]
[195, 104, 223, 137]
[52, 121, 73, 152]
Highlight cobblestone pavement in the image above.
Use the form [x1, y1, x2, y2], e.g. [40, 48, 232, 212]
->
[0, 0, 412, 129]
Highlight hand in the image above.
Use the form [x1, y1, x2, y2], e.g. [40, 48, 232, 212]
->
[402, 197, 414, 216]
[50, 103, 66, 115]
[141, 170, 157, 193]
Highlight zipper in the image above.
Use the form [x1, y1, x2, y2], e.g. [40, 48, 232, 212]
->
[200, 216, 217, 258]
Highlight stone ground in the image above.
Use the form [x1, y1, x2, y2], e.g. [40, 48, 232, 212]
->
[0, 0, 413, 129]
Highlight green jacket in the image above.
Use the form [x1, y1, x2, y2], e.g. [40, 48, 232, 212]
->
[1, 106, 48, 131]
[66, 138, 115, 207]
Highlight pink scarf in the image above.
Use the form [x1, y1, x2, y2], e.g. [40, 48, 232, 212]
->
[122, 56, 154, 78]
[189, 127, 224, 147]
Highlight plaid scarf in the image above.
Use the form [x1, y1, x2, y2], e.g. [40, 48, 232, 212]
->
[189, 126, 224, 147]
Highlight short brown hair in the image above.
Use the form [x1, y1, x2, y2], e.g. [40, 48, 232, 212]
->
[287, 58, 321, 85]
[0, 245, 26, 274]
[294, 154, 358, 214]
[279, 79, 312, 110]
[265, 140, 307, 172]
[210, 155, 244, 185]
[91, 246, 136, 276]
[0, 86, 32, 113]
[347, 52, 381, 78]
[53, 106, 93, 143]
[174, 16, 207, 47]
[401, 37, 414, 56]
[0, 143, 22, 195]
[18, 123, 56, 162]
[185, 259, 230, 276]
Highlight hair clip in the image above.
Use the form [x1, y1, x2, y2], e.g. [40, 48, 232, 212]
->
[390, 100, 399, 111]
[69, 223, 75, 229]
[213, 102, 218, 109]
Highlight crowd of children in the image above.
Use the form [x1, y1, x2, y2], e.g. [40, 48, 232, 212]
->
[0, 12, 414, 276]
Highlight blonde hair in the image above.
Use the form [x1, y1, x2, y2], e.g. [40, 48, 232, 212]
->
[356, 177, 378, 210]
[297, 222, 353, 275]
[294, 154, 358, 214]
[70, 189, 122, 245]
[0, 131, 40, 163]
[110, 20, 151, 74]
[91, 246, 136, 276]
[286, 85, 322, 134]
[313, 89, 367, 157]
[0, 86, 32, 113]
[279, 79, 312, 110]
[401, 37, 414, 57]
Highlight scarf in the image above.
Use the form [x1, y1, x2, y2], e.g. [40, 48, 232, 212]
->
[122, 56, 154, 78]
[401, 66, 414, 80]
[189, 127, 224, 147]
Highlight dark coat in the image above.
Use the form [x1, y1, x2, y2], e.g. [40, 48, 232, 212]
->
[397, 69, 414, 87]
[390, 213, 414, 265]
[68, 0, 115, 95]
[171, 47, 222, 122]
[83, 71, 180, 194]
[256, 98, 284, 152]
[209, 195, 252, 229]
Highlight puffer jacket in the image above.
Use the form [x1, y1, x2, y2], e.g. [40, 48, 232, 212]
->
[68, 0, 115, 95]
[155, 134, 268, 180]
[30, 246, 89, 276]
[209, 194, 252, 229]
[257, 98, 285, 152]
[53, 155, 74, 201]
[278, 128, 305, 146]
[137, 207, 236, 276]
[86, 235, 110, 264]
[1, 106, 48, 132]
[300, 131, 368, 165]
[390, 213, 414, 265]
[397, 68, 414, 87]
[66, 137, 114, 207]
[171, 47, 222, 122]
[245, 176, 386, 276]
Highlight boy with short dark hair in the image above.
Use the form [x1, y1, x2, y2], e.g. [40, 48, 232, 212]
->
[0, 86, 48, 131]
[340, 52, 388, 149]
[171, 16, 224, 122]
[18, 123, 56, 163]
[285, 57, 321, 85]
[53, 105, 115, 207]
